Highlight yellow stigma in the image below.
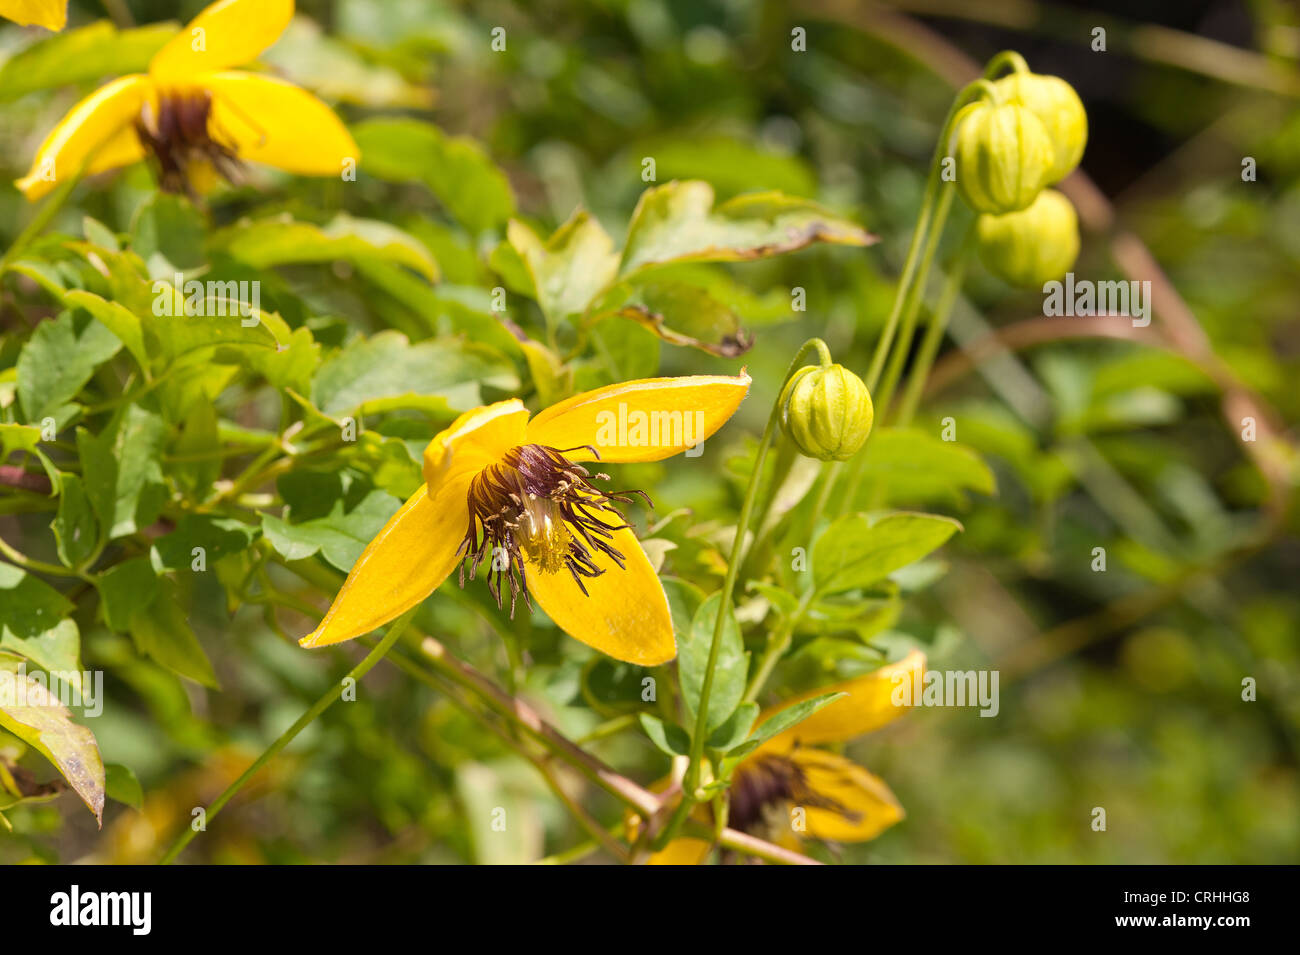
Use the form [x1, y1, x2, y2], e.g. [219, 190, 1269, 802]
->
[518, 494, 572, 574]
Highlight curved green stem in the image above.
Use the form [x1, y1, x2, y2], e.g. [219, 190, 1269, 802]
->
[872, 183, 958, 423]
[655, 338, 831, 849]
[896, 230, 976, 426]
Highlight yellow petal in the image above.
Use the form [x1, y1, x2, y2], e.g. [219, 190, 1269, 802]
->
[0, 0, 66, 30]
[15, 75, 150, 201]
[202, 71, 358, 176]
[762, 649, 926, 747]
[422, 399, 528, 489]
[523, 373, 751, 463]
[791, 748, 904, 842]
[524, 525, 674, 665]
[149, 0, 293, 78]
[299, 476, 470, 649]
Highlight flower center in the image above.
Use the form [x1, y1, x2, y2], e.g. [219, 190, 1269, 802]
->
[134, 88, 242, 198]
[457, 444, 649, 615]
[727, 750, 859, 839]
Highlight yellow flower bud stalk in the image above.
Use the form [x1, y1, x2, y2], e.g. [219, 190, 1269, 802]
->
[976, 189, 1079, 288]
[953, 101, 1055, 215]
[994, 72, 1087, 183]
[780, 364, 874, 461]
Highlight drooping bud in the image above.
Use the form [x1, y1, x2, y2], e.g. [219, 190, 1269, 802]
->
[779, 364, 874, 461]
[975, 189, 1079, 288]
[993, 72, 1087, 183]
[953, 101, 1055, 215]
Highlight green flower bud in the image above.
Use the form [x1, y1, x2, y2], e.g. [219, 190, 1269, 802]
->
[953, 101, 1055, 215]
[976, 189, 1079, 288]
[993, 72, 1087, 183]
[779, 364, 874, 461]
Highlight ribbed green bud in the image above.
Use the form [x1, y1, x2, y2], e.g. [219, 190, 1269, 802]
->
[779, 364, 874, 462]
[953, 101, 1055, 215]
[975, 189, 1079, 288]
[993, 72, 1087, 183]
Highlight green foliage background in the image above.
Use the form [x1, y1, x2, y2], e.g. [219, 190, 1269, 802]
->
[1, 0, 1298, 863]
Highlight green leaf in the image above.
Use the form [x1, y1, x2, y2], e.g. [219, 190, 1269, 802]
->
[262, 489, 402, 572]
[852, 428, 996, 508]
[678, 593, 749, 734]
[263, 18, 433, 109]
[353, 118, 515, 234]
[507, 211, 620, 326]
[105, 763, 143, 810]
[151, 515, 258, 573]
[0, 656, 105, 826]
[130, 192, 207, 275]
[747, 580, 801, 618]
[726, 692, 847, 764]
[212, 213, 439, 281]
[96, 558, 159, 633]
[76, 406, 167, 540]
[706, 702, 759, 751]
[171, 399, 221, 501]
[127, 579, 218, 688]
[51, 473, 97, 568]
[0, 563, 83, 691]
[61, 290, 149, 373]
[626, 136, 818, 200]
[618, 181, 875, 280]
[311, 330, 518, 415]
[17, 310, 121, 427]
[813, 512, 962, 595]
[0, 20, 176, 103]
[638, 713, 692, 757]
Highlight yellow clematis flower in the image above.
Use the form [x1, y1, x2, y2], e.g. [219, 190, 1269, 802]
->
[648, 649, 926, 863]
[0, 0, 66, 31]
[15, 0, 357, 200]
[301, 374, 752, 666]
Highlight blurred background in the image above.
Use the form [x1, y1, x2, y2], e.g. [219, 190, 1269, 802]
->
[1, 0, 1297, 863]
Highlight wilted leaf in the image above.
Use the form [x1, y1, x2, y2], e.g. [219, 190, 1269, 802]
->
[605, 281, 753, 356]
[0, 656, 105, 826]
[507, 212, 619, 327]
[619, 180, 875, 279]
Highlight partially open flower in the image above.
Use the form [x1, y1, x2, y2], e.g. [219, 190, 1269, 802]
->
[14, 0, 357, 200]
[645, 650, 926, 863]
[302, 374, 751, 666]
[953, 100, 1055, 215]
[976, 189, 1079, 288]
[993, 72, 1087, 184]
[779, 363, 873, 461]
